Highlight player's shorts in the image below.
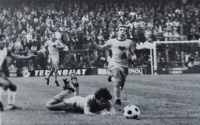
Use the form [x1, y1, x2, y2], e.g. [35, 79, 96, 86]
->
[49, 54, 59, 69]
[63, 96, 85, 113]
[0, 76, 9, 87]
[107, 61, 128, 76]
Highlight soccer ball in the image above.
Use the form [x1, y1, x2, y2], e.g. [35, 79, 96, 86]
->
[123, 105, 141, 119]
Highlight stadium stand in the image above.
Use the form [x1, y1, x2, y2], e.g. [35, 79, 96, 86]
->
[0, 0, 200, 74]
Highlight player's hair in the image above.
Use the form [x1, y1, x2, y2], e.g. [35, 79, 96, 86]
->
[95, 87, 112, 100]
[116, 25, 127, 32]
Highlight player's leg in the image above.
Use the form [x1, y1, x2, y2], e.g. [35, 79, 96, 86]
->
[46, 79, 77, 111]
[112, 69, 124, 106]
[46, 90, 72, 111]
[70, 72, 79, 96]
[63, 78, 76, 94]
[45, 69, 54, 85]
[0, 87, 5, 111]
[54, 64, 60, 86]
[0, 80, 9, 111]
[52, 55, 60, 86]
[5, 78, 22, 110]
[106, 65, 113, 82]
[45, 56, 53, 85]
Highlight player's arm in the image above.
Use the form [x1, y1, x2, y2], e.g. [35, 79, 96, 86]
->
[83, 100, 96, 115]
[83, 97, 101, 115]
[9, 50, 35, 60]
[91, 38, 111, 52]
[100, 101, 116, 115]
[11, 53, 35, 60]
[43, 41, 49, 51]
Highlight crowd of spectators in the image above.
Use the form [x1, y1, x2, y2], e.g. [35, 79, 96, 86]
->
[1, 0, 200, 70]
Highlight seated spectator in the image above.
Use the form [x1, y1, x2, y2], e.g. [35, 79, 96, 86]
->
[70, 36, 77, 50]
[163, 27, 173, 41]
[63, 52, 78, 68]
[14, 37, 23, 51]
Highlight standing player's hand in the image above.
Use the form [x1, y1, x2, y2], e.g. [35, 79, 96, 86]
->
[28, 54, 38, 60]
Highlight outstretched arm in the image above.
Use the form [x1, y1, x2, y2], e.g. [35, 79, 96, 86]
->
[91, 37, 111, 52]
[101, 101, 116, 115]
[84, 100, 116, 115]
[11, 53, 35, 60]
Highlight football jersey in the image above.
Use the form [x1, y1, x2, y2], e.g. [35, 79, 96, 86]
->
[102, 38, 134, 66]
[44, 40, 62, 55]
[65, 94, 111, 113]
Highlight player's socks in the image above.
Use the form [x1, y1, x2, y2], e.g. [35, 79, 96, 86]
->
[0, 102, 4, 111]
[0, 88, 5, 111]
[54, 80, 60, 86]
[71, 72, 77, 83]
[115, 99, 121, 105]
[115, 99, 122, 111]
[45, 78, 49, 85]
[0, 87, 5, 102]
[63, 78, 75, 92]
[73, 82, 79, 96]
[6, 90, 21, 110]
[70, 73, 79, 96]
[7, 90, 16, 106]
[107, 76, 112, 82]
[71, 73, 79, 87]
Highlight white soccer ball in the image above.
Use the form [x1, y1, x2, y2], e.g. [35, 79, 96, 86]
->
[123, 105, 141, 119]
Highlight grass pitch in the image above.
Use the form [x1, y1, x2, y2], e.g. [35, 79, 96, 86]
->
[1, 74, 200, 125]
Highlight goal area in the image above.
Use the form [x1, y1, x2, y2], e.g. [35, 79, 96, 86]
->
[152, 41, 200, 75]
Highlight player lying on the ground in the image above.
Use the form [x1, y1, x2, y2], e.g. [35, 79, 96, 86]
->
[46, 78, 116, 115]
[0, 34, 35, 111]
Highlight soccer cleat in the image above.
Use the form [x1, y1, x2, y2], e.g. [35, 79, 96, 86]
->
[0, 102, 4, 111]
[54, 80, 60, 87]
[45, 78, 49, 85]
[6, 104, 22, 110]
[107, 76, 112, 82]
[63, 78, 75, 92]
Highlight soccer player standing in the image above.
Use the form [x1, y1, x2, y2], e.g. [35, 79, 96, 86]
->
[44, 32, 65, 86]
[0, 34, 35, 110]
[90, 25, 136, 106]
